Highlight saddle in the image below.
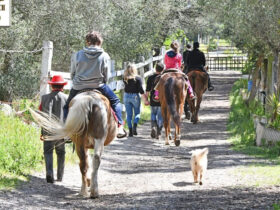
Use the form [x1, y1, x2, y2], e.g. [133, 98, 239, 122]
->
[77, 88, 102, 95]
[154, 68, 189, 85]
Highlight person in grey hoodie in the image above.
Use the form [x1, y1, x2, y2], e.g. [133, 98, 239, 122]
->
[63, 31, 126, 138]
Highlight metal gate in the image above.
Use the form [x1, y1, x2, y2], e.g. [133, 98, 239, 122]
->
[206, 55, 247, 71]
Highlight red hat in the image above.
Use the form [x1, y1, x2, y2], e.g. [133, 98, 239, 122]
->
[48, 75, 68, 85]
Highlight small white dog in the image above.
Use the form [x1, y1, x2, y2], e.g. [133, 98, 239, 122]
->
[190, 148, 208, 185]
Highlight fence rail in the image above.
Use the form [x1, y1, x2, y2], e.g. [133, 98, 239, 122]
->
[41, 41, 166, 98]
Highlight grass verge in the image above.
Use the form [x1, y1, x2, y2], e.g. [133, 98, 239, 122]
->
[0, 112, 43, 190]
[228, 79, 280, 186]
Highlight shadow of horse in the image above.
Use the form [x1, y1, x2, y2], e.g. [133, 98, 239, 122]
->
[30, 91, 117, 199]
[158, 70, 188, 146]
[187, 70, 208, 124]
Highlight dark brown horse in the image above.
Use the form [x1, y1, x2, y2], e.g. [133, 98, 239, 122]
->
[30, 91, 117, 198]
[186, 70, 208, 124]
[157, 70, 188, 146]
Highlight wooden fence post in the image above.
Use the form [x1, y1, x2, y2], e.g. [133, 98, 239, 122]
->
[148, 51, 153, 72]
[139, 56, 146, 89]
[160, 46, 165, 64]
[40, 41, 53, 99]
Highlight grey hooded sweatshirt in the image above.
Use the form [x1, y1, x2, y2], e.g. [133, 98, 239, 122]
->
[71, 46, 110, 90]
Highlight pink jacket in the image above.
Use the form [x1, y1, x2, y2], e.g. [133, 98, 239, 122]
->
[164, 50, 182, 70]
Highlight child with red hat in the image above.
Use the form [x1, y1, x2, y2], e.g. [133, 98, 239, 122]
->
[39, 75, 68, 183]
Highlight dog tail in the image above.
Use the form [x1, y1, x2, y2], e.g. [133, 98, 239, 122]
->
[189, 147, 209, 156]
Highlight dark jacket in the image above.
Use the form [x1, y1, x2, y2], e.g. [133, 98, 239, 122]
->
[187, 48, 206, 70]
[182, 49, 191, 73]
[40, 91, 67, 136]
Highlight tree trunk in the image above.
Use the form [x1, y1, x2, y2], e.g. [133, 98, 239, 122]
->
[246, 55, 263, 105]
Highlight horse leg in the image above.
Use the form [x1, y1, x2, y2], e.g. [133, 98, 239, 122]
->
[76, 142, 89, 197]
[90, 138, 105, 199]
[194, 95, 202, 123]
[188, 99, 195, 123]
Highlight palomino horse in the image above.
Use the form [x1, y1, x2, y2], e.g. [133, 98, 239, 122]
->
[30, 90, 117, 198]
[157, 70, 188, 146]
[186, 69, 208, 124]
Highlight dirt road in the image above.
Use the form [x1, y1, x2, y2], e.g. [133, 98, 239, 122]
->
[0, 71, 279, 209]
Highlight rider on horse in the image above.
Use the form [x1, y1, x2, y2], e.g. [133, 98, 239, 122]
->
[63, 31, 127, 138]
[154, 41, 195, 100]
[186, 42, 214, 91]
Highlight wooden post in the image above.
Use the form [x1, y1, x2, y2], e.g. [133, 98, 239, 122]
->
[149, 51, 153, 72]
[139, 56, 146, 90]
[160, 46, 165, 64]
[40, 41, 53, 99]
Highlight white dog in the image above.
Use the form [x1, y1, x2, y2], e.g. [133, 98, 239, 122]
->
[190, 148, 208, 185]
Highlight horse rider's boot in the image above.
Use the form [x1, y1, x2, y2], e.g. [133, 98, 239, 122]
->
[117, 125, 127, 138]
[44, 153, 54, 183]
[129, 127, 133, 137]
[56, 153, 65, 182]
[208, 77, 214, 91]
[156, 125, 163, 139]
[133, 123, 138, 136]
[151, 120, 157, 138]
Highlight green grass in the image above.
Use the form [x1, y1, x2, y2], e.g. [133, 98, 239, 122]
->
[236, 164, 280, 187]
[0, 112, 43, 189]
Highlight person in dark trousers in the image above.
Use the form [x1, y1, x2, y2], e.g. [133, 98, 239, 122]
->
[183, 43, 192, 117]
[39, 75, 68, 183]
[186, 42, 214, 91]
[145, 62, 164, 139]
[63, 31, 126, 138]
[123, 63, 148, 137]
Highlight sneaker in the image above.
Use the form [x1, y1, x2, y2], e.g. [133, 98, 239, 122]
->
[190, 94, 197, 100]
[117, 125, 127, 138]
[151, 127, 157, 138]
[208, 86, 214, 91]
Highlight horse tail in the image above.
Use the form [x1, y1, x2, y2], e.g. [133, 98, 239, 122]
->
[30, 94, 108, 141]
[165, 77, 180, 127]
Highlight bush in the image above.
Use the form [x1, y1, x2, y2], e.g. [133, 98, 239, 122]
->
[228, 79, 280, 159]
[0, 112, 43, 176]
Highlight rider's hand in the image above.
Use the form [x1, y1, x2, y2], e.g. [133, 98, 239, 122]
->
[40, 135, 45, 141]
[144, 100, 150, 106]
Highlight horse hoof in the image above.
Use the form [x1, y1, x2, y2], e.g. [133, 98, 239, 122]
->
[175, 140, 180, 146]
[90, 192, 99, 199]
[165, 142, 170, 145]
[168, 134, 172, 140]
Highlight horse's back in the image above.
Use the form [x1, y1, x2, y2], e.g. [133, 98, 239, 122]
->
[69, 90, 117, 147]
[187, 70, 208, 93]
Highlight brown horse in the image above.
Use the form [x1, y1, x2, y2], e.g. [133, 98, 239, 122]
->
[30, 90, 117, 198]
[186, 70, 208, 124]
[157, 70, 188, 146]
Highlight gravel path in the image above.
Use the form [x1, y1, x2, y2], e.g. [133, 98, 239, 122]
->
[1, 71, 279, 209]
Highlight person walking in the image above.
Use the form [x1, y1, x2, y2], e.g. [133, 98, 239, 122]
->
[63, 31, 126, 138]
[123, 63, 147, 137]
[186, 42, 214, 91]
[39, 75, 68, 183]
[145, 62, 164, 139]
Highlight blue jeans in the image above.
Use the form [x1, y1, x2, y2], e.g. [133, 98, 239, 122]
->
[124, 93, 141, 128]
[63, 84, 123, 125]
[151, 106, 163, 128]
